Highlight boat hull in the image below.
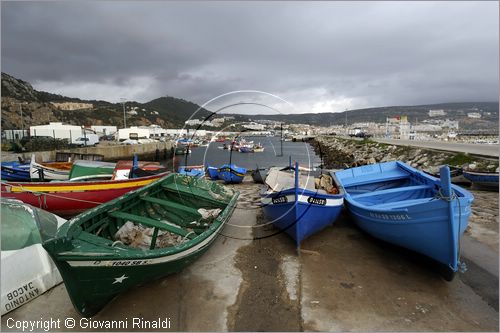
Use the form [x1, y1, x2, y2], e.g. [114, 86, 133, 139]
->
[345, 196, 471, 272]
[217, 164, 246, 184]
[1, 173, 168, 218]
[207, 167, 219, 180]
[463, 171, 499, 191]
[1, 162, 31, 181]
[251, 168, 268, 184]
[334, 161, 474, 278]
[42, 174, 239, 316]
[30, 162, 70, 181]
[49, 229, 219, 317]
[261, 188, 343, 246]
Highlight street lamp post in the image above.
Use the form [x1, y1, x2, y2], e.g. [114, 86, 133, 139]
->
[18, 103, 26, 139]
[121, 98, 127, 128]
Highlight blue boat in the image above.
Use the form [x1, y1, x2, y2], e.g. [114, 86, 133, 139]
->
[217, 164, 247, 184]
[178, 165, 205, 178]
[1, 161, 31, 181]
[261, 162, 344, 247]
[239, 146, 253, 153]
[334, 161, 474, 280]
[463, 170, 499, 191]
[206, 165, 219, 180]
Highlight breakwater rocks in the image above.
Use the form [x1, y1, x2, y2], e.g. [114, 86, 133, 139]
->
[312, 136, 498, 172]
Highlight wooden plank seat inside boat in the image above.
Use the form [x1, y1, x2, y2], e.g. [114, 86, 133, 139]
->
[107, 211, 196, 240]
[365, 197, 437, 210]
[140, 196, 202, 219]
[351, 184, 435, 198]
[341, 170, 410, 187]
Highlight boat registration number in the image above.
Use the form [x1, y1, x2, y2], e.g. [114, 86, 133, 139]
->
[369, 212, 411, 220]
[307, 197, 327, 206]
[272, 196, 288, 204]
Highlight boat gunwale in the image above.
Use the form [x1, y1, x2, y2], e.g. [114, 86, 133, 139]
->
[334, 161, 473, 213]
[1, 171, 170, 190]
[50, 174, 239, 260]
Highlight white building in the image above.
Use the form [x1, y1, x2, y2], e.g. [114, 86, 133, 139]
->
[117, 125, 167, 141]
[30, 122, 93, 141]
[185, 119, 204, 126]
[3, 129, 28, 140]
[428, 109, 446, 117]
[467, 112, 482, 119]
[243, 122, 266, 131]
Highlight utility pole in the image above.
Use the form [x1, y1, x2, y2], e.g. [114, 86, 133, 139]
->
[18, 103, 24, 134]
[121, 98, 127, 128]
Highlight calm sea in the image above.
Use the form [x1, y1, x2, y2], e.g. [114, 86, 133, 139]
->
[172, 136, 322, 170]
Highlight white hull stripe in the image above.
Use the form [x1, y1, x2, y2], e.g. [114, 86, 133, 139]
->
[261, 194, 343, 207]
[66, 221, 225, 267]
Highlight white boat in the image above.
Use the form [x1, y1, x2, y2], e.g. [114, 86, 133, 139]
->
[1, 198, 64, 314]
[29, 154, 71, 181]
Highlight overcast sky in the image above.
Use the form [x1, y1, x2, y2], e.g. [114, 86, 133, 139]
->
[2, 1, 498, 114]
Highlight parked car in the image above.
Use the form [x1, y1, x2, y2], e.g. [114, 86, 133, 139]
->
[72, 134, 99, 146]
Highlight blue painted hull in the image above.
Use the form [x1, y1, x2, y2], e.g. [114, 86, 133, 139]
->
[178, 166, 205, 178]
[1, 162, 31, 181]
[217, 164, 246, 184]
[334, 161, 474, 279]
[206, 166, 219, 180]
[463, 170, 499, 190]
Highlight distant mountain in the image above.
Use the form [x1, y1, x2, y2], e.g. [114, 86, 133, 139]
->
[236, 102, 499, 125]
[1, 72, 498, 133]
[1, 72, 212, 129]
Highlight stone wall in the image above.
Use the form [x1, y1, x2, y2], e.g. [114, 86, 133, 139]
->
[1, 141, 174, 162]
[312, 136, 498, 173]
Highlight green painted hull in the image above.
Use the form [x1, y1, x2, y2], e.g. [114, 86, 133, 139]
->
[43, 174, 238, 316]
[68, 161, 116, 181]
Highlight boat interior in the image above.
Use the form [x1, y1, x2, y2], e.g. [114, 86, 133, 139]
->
[73, 177, 232, 251]
[337, 163, 466, 208]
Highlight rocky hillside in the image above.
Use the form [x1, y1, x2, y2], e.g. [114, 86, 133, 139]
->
[1, 72, 212, 129]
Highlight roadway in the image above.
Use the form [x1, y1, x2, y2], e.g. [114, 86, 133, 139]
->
[373, 138, 499, 157]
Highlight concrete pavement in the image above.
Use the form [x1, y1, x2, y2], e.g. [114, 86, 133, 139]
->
[373, 138, 499, 157]
[2, 180, 498, 331]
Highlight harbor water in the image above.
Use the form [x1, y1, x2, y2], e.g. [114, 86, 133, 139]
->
[173, 136, 322, 170]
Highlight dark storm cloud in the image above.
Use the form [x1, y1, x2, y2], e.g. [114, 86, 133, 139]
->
[1, 1, 498, 113]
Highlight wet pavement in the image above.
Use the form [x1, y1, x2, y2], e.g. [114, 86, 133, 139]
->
[2, 178, 498, 331]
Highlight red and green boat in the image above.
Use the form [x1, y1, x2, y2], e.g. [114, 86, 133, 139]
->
[0, 171, 169, 218]
[42, 174, 239, 316]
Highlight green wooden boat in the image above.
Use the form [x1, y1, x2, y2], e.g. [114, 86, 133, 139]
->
[42, 174, 239, 316]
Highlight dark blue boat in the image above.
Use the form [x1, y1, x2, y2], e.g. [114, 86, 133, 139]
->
[217, 164, 246, 184]
[206, 165, 219, 180]
[463, 170, 499, 191]
[261, 162, 344, 247]
[1, 161, 31, 181]
[334, 161, 474, 280]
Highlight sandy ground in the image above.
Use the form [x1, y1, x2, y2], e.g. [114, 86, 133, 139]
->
[1, 178, 498, 331]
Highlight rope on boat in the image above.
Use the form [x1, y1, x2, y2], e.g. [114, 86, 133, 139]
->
[182, 231, 196, 242]
[435, 188, 466, 273]
[0, 182, 103, 205]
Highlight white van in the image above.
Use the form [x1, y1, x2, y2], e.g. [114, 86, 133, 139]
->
[72, 134, 99, 146]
